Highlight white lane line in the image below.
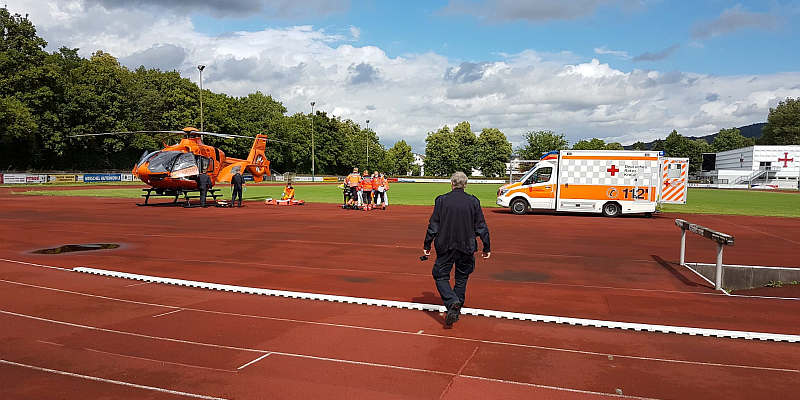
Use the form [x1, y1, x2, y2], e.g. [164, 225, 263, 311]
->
[72, 267, 800, 343]
[462, 375, 661, 400]
[2, 278, 798, 374]
[0, 258, 71, 271]
[125, 282, 151, 287]
[237, 353, 271, 370]
[0, 309, 669, 399]
[0, 359, 229, 400]
[36, 340, 64, 347]
[706, 215, 800, 246]
[152, 309, 183, 318]
[0, 251, 737, 298]
[83, 348, 233, 373]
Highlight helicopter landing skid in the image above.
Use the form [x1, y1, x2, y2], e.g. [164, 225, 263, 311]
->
[136, 188, 222, 207]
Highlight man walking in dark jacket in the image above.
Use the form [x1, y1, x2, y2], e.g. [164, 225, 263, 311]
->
[423, 171, 491, 325]
[196, 173, 212, 207]
[230, 171, 245, 207]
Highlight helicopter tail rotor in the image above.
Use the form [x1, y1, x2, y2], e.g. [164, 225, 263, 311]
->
[245, 134, 271, 182]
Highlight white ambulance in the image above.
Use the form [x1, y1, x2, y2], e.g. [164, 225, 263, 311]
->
[496, 150, 688, 217]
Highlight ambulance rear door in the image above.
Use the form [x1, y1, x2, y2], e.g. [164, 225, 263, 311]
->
[659, 157, 689, 204]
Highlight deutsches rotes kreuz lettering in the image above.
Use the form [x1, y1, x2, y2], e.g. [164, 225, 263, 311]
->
[623, 164, 646, 177]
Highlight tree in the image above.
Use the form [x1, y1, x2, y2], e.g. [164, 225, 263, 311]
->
[572, 138, 607, 150]
[452, 121, 477, 174]
[517, 130, 569, 160]
[662, 130, 708, 172]
[631, 141, 647, 150]
[760, 98, 800, 145]
[384, 140, 414, 176]
[712, 128, 755, 152]
[475, 128, 512, 177]
[605, 142, 624, 150]
[424, 125, 458, 176]
[0, 7, 59, 168]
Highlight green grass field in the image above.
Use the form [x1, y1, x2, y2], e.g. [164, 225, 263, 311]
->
[9, 183, 800, 217]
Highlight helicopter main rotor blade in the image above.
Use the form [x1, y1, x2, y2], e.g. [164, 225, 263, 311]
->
[70, 131, 189, 137]
[70, 130, 287, 143]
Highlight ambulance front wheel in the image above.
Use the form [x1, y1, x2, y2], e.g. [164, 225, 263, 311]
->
[510, 199, 529, 215]
[602, 202, 621, 217]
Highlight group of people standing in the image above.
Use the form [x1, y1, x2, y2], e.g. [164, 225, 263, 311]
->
[342, 168, 389, 210]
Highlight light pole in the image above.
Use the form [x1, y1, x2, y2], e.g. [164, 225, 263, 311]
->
[310, 102, 315, 182]
[366, 119, 370, 169]
[197, 65, 205, 131]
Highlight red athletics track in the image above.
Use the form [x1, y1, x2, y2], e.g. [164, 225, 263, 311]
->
[1, 192, 800, 399]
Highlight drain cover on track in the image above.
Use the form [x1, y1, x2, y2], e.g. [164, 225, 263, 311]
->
[32, 244, 120, 254]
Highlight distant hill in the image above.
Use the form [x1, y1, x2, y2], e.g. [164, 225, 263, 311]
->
[625, 122, 765, 150]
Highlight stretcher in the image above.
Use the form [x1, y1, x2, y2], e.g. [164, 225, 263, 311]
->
[265, 198, 305, 206]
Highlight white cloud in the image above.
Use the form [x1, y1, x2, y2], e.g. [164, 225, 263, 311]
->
[5, 0, 799, 153]
[594, 47, 630, 59]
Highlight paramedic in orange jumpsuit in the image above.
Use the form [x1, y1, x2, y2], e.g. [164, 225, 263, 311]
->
[281, 183, 295, 200]
[360, 171, 373, 210]
[373, 171, 386, 208]
[345, 168, 361, 207]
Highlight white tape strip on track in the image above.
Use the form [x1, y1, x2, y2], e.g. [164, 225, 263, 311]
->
[73, 267, 800, 343]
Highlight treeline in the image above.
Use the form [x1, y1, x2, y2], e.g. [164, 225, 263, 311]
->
[3, 7, 797, 177]
[0, 8, 417, 175]
[515, 97, 800, 173]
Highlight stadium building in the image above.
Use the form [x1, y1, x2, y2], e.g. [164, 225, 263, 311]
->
[699, 145, 800, 189]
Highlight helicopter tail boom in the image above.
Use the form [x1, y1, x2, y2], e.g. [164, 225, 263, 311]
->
[217, 135, 271, 183]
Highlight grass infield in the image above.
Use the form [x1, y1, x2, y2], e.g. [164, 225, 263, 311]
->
[10, 183, 800, 218]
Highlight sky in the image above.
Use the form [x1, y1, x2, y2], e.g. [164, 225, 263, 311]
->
[5, 0, 800, 153]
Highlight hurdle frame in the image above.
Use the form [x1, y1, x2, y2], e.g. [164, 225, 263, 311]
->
[675, 219, 735, 290]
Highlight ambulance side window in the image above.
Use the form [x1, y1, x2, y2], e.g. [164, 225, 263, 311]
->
[535, 167, 553, 183]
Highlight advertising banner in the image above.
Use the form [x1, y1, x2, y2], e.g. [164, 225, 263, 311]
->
[3, 174, 27, 184]
[0, 174, 3, 184]
[83, 173, 122, 183]
[26, 175, 49, 184]
[121, 173, 134, 182]
[49, 174, 78, 183]
[323, 177, 339, 182]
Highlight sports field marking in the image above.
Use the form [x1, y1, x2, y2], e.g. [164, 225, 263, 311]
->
[1, 278, 797, 374]
[84, 348, 234, 373]
[125, 281, 151, 287]
[706, 215, 800, 246]
[152, 309, 183, 318]
[72, 266, 800, 343]
[237, 353, 271, 370]
[0, 359, 230, 400]
[0, 258, 71, 271]
[0, 310, 664, 400]
[1, 249, 726, 298]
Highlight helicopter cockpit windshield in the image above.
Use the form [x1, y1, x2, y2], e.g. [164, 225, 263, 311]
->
[171, 152, 201, 178]
[146, 151, 182, 173]
[135, 150, 159, 170]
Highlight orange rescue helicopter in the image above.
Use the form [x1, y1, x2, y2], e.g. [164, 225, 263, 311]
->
[77, 127, 274, 205]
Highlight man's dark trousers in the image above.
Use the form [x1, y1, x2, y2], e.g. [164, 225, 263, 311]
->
[232, 187, 243, 207]
[199, 188, 208, 206]
[432, 249, 475, 309]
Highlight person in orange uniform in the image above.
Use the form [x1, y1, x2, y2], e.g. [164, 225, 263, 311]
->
[281, 182, 295, 200]
[345, 168, 361, 208]
[373, 171, 386, 209]
[359, 170, 373, 210]
[381, 172, 389, 208]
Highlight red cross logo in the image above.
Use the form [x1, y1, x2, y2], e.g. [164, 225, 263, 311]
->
[663, 180, 671, 187]
[607, 165, 619, 176]
[778, 152, 794, 168]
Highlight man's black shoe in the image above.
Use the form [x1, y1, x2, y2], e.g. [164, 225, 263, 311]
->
[445, 302, 461, 325]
